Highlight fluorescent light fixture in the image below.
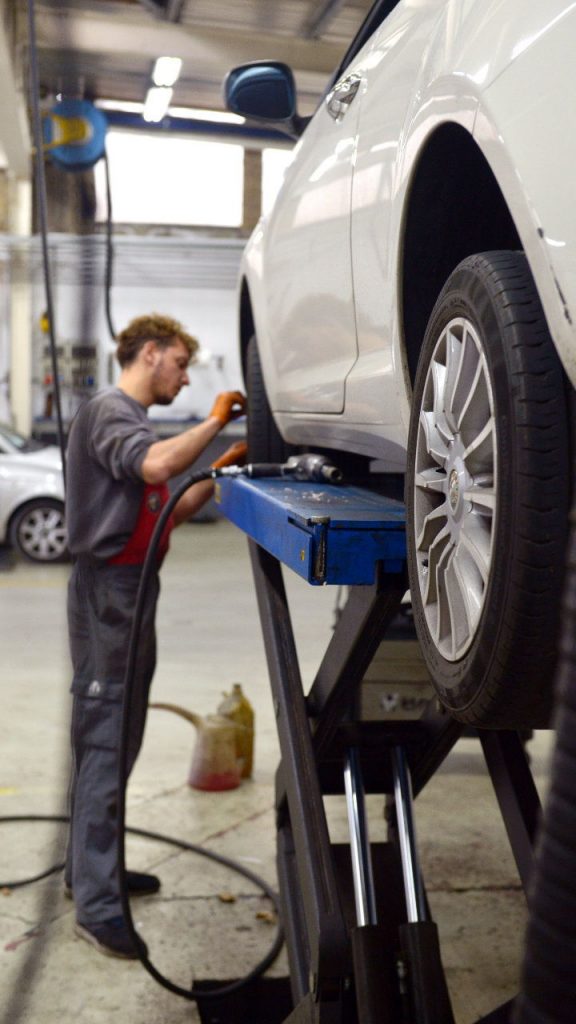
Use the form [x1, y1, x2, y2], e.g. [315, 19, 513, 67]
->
[96, 99, 144, 114]
[96, 98, 246, 127]
[152, 56, 182, 88]
[143, 86, 173, 123]
[170, 105, 245, 125]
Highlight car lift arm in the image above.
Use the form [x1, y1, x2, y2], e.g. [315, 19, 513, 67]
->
[217, 475, 541, 1024]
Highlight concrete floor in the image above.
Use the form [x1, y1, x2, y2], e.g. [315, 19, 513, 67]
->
[0, 519, 555, 1024]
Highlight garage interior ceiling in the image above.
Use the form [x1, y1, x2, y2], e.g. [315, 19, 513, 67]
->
[18, 0, 372, 118]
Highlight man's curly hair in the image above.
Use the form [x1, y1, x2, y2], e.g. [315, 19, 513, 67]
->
[115, 314, 199, 368]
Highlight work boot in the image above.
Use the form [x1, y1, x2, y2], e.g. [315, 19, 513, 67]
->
[65, 870, 161, 899]
[74, 915, 148, 960]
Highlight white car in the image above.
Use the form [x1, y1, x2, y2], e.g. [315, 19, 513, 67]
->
[226, 0, 576, 728]
[0, 424, 67, 563]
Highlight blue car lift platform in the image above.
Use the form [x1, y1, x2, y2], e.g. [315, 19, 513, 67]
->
[209, 476, 541, 1024]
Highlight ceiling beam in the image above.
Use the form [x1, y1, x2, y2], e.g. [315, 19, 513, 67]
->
[34, 7, 345, 77]
[301, 0, 347, 39]
[137, 0, 186, 21]
[32, 5, 345, 112]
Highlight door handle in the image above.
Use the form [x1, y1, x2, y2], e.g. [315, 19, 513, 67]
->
[325, 73, 362, 123]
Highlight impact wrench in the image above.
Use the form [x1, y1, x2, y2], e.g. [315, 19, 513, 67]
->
[225, 451, 344, 484]
[116, 452, 343, 1003]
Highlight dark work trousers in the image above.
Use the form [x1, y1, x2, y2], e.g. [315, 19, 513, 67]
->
[65, 557, 160, 924]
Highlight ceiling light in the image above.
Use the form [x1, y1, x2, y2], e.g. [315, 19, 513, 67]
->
[152, 56, 182, 88]
[143, 86, 173, 123]
[96, 99, 144, 114]
[169, 106, 245, 125]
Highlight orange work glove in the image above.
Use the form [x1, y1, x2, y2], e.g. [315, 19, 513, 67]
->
[209, 391, 247, 427]
[211, 441, 248, 469]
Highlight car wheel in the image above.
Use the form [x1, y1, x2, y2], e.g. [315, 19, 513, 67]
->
[10, 498, 68, 564]
[246, 334, 292, 462]
[406, 251, 569, 728]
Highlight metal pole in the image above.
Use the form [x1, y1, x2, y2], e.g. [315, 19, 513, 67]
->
[392, 746, 426, 923]
[344, 747, 378, 927]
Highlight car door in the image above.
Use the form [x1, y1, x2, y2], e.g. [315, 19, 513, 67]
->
[261, 2, 403, 415]
[346, 0, 454, 428]
[260, 69, 364, 414]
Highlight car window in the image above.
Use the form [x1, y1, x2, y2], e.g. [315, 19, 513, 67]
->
[328, 0, 402, 88]
[0, 423, 40, 453]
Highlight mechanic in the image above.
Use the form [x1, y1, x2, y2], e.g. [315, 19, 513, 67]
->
[63, 313, 246, 959]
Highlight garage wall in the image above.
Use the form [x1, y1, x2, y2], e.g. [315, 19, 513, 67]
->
[40, 280, 242, 423]
[0, 233, 245, 427]
[0, 263, 10, 423]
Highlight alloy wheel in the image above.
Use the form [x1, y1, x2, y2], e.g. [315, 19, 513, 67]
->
[15, 503, 67, 562]
[412, 317, 497, 661]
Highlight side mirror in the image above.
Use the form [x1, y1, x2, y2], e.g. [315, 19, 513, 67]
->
[224, 61, 307, 140]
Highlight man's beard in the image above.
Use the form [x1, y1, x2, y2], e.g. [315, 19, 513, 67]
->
[150, 364, 178, 405]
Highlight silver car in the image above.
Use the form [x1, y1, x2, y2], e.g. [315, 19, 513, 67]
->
[0, 424, 67, 564]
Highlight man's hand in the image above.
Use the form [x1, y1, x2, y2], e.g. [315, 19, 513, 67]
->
[211, 441, 248, 469]
[209, 391, 247, 427]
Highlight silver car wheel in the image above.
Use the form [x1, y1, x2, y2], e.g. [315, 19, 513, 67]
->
[12, 501, 67, 563]
[412, 316, 497, 661]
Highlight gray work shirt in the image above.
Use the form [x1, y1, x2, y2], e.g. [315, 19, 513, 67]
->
[66, 387, 157, 560]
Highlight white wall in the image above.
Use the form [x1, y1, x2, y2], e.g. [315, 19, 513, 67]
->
[25, 235, 246, 426]
[35, 281, 242, 423]
[0, 265, 11, 423]
[115, 285, 243, 420]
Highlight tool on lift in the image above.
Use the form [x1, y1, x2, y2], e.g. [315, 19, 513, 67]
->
[219, 451, 344, 484]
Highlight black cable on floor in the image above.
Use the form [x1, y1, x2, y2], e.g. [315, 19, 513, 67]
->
[0, 813, 284, 994]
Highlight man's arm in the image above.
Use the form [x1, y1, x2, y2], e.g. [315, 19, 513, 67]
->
[172, 478, 215, 525]
[140, 391, 246, 485]
[141, 417, 221, 484]
[171, 440, 248, 526]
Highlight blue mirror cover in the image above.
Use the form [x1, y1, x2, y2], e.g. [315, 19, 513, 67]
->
[225, 62, 297, 122]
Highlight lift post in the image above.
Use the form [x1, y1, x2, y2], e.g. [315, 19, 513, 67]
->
[215, 476, 542, 1024]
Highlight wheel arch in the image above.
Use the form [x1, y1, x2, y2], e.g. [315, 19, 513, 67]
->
[400, 123, 521, 385]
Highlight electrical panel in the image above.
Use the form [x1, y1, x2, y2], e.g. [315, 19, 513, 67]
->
[39, 341, 98, 420]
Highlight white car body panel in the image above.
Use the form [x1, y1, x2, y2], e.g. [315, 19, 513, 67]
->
[474, 15, 576, 385]
[254, 51, 369, 414]
[0, 446, 64, 542]
[240, 0, 576, 466]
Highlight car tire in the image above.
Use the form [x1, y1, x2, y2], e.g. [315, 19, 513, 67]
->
[246, 335, 292, 462]
[10, 498, 68, 564]
[405, 251, 569, 728]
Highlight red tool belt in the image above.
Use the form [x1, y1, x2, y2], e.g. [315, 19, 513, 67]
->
[108, 483, 175, 566]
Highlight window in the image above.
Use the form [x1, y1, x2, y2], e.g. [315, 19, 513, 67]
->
[95, 130, 244, 227]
